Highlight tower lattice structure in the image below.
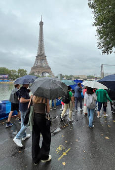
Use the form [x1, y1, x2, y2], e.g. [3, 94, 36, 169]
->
[30, 17, 54, 77]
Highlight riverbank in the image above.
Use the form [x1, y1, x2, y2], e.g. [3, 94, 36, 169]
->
[0, 81, 13, 84]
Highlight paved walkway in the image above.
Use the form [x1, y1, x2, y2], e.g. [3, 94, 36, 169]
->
[0, 103, 115, 170]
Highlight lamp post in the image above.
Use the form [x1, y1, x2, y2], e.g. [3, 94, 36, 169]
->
[101, 64, 115, 79]
[101, 64, 104, 78]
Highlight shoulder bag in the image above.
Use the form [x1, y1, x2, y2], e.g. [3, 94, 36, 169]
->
[45, 100, 51, 127]
[24, 99, 33, 126]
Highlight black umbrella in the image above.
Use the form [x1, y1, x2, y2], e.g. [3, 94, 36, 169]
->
[30, 77, 68, 99]
[14, 75, 38, 84]
[98, 74, 115, 90]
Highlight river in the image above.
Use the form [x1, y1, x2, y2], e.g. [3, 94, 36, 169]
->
[0, 83, 13, 101]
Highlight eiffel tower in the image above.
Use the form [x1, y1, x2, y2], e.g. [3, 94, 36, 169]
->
[30, 17, 54, 77]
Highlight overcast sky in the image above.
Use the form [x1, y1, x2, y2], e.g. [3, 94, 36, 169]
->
[0, 0, 115, 77]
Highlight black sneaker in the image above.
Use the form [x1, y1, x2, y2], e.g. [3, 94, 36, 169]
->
[41, 155, 52, 162]
[6, 122, 13, 128]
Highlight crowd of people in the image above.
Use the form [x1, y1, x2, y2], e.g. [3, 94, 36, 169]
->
[5, 81, 113, 164]
[60, 82, 113, 129]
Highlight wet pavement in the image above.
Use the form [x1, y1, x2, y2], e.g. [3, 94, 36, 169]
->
[0, 102, 115, 170]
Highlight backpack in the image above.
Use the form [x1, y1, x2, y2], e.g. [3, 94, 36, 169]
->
[9, 89, 19, 103]
[62, 91, 70, 104]
[85, 94, 96, 109]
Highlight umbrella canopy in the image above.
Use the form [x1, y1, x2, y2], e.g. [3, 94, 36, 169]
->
[98, 74, 115, 91]
[61, 80, 76, 86]
[30, 77, 68, 99]
[14, 75, 38, 84]
[82, 80, 108, 89]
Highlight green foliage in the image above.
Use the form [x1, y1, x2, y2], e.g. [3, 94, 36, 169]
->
[9, 70, 18, 80]
[29, 72, 35, 76]
[0, 67, 9, 75]
[18, 69, 27, 77]
[61, 75, 76, 80]
[74, 76, 80, 79]
[47, 75, 52, 77]
[87, 75, 95, 79]
[0, 67, 27, 80]
[63, 75, 73, 80]
[88, 0, 115, 54]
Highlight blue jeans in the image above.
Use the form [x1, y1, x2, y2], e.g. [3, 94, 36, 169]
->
[16, 111, 27, 139]
[87, 108, 94, 127]
[98, 102, 106, 112]
[75, 97, 82, 110]
[50, 99, 56, 109]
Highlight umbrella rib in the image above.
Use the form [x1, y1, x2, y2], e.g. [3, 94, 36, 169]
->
[52, 80, 67, 96]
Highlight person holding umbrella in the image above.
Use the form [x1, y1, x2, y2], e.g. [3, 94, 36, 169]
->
[29, 77, 68, 164]
[108, 89, 115, 113]
[32, 95, 51, 164]
[13, 84, 32, 147]
[84, 87, 97, 128]
[96, 89, 112, 117]
[12, 75, 38, 147]
[83, 86, 88, 115]
[82, 81, 110, 117]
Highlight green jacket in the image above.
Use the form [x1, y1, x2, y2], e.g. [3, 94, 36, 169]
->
[69, 91, 72, 101]
[96, 89, 112, 103]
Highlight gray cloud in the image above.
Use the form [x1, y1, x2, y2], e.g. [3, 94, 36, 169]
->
[0, 0, 115, 77]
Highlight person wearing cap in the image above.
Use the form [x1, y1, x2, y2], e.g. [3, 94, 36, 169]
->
[13, 84, 32, 147]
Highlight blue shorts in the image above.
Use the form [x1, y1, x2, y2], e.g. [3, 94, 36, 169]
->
[98, 102, 107, 112]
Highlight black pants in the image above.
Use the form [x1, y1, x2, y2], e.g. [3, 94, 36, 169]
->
[32, 113, 51, 163]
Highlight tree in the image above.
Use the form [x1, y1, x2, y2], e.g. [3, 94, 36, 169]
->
[87, 75, 95, 79]
[0, 67, 9, 75]
[29, 72, 35, 76]
[63, 75, 72, 80]
[88, 0, 115, 54]
[9, 70, 18, 80]
[18, 69, 27, 77]
[74, 76, 80, 79]
[0, 67, 28, 80]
